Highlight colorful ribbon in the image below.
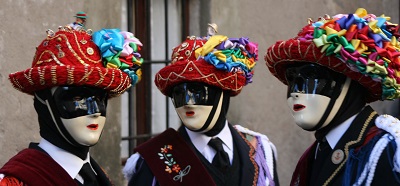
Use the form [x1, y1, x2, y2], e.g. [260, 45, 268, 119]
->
[301, 8, 400, 100]
[195, 35, 258, 85]
[93, 29, 143, 86]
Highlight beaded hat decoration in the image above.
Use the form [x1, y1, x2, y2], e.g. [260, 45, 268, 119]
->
[265, 8, 400, 102]
[9, 25, 143, 98]
[155, 24, 258, 97]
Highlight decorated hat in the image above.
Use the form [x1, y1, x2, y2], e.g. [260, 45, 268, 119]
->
[74, 11, 87, 19]
[154, 26, 258, 97]
[9, 26, 143, 98]
[265, 8, 400, 102]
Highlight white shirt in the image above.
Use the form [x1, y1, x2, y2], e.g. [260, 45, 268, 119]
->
[38, 138, 94, 184]
[186, 120, 234, 164]
[325, 114, 357, 149]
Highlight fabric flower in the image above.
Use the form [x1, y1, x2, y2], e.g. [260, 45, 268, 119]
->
[302, 8, 400, 100]
[93, 29, 144, 86]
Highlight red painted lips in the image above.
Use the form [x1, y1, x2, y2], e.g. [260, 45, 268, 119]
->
[186, 111, 195, 116]
[87, 124, 99, 130]
[293, 104, 305, 111]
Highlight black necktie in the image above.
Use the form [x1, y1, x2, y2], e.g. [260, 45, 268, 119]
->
[310, 138, 332, 181]
[208, 137, 230, 173]
[77, 162, 99, 186]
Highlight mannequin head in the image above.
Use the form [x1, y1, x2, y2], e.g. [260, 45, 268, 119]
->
[171, 82, 229, 135]
[285, 63, 350, 131]
[74, 11, 87, 25]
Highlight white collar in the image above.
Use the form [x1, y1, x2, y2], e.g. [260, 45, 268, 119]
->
[38, 138, 91, 179]
[325, 114, 357, 149]
[186, 120, 233, 154]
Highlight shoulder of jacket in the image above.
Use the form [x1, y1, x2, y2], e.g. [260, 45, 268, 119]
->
[233, 125, 277, 158]
[375, 114, 400, 172]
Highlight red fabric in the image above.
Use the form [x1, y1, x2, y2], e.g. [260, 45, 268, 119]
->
[155, 37, 246, 97]
[8, 30, 131, 97]
[135, 128, 216, 186]
[355, 126, 382, 152]
[0, 149, 77, 186]
[264, 38, 381, 102]
[290, 141, 317, 186]
[155, 59, 245, 97]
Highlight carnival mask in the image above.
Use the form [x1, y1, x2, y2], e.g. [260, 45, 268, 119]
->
[172, 83, 223, 133]
[50, 86, 108, 146]
[285, 64, 350, 131]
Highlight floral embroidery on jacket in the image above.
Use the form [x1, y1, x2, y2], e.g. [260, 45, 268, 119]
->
[158, 145, 191, 182]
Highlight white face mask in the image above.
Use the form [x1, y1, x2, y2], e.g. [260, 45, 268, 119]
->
[60, 114, 106, 146]
[287, 78, 351, 130]
[175, 93, 223, 132]
[287, 93, 331, 130]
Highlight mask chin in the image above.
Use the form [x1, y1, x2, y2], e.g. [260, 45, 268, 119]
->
[288, 77, 351, 131]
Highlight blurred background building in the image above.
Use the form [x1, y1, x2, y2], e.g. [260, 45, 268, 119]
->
[0, 0, 398, 185]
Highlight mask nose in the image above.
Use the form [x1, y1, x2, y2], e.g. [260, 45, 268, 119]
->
[86, 97, 100, 115]
[185, 91, 196, 105]
[290, 92, 300, 99]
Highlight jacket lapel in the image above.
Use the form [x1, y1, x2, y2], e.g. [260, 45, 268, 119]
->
[90, 158, 113, 186]
[314, 106, 377, 185]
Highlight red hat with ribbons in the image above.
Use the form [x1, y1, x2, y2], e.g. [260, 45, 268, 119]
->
[155, 28, 258, 97]
[265, 8, 400, 102]
[9, 25, 143, 98]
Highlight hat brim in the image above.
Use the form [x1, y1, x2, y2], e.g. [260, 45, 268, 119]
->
[265, 39, 381, 102]
[155, 59, 246, 97]
[9, 65, 131, 98]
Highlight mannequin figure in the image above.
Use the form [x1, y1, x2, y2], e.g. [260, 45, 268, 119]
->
[123, 30, 279, 186]
[265, 8, 400, 185]
[69, 11, 87, 30]
[0, 24, 143, 185]
[207, 23, 218, 37]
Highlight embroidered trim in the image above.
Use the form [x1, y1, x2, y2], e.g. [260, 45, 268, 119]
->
[158, 144, 191, 183]
[156, 61, 242, 92]
[323, 111, 377, 186]
[236, 128, 259, 186]
[234, 125, 275, 186]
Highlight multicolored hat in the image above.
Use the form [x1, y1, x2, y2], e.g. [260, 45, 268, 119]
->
[9, 26, 143, 98]
[74, 11, 87, 19]
[155, 32, 258, 97]
[265, 8, 400, 102]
